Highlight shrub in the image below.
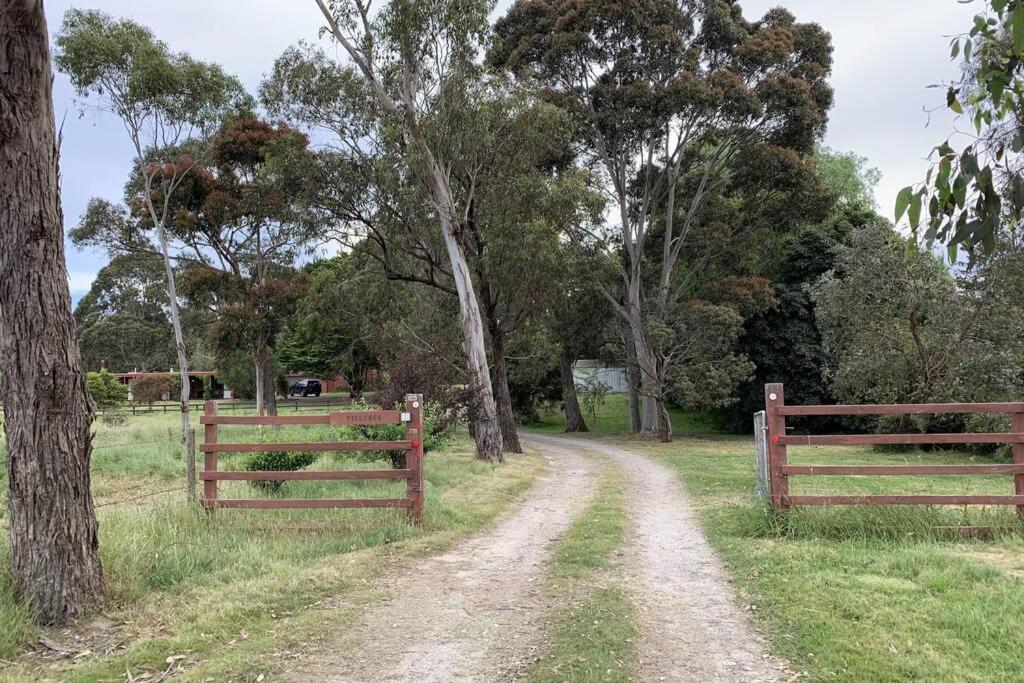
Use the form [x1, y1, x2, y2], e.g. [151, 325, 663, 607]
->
[131, 376, 171, 404]
[242, 450, 318, 493]
[339, 400, 457, 468]
[87, 368, 129, 410]
[377, 350, 472, 434]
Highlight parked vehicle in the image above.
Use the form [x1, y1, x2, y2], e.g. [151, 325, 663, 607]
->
[288, 379, 322, 397]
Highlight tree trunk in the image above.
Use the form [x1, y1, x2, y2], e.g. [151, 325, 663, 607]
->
[0, 1, 105, 624]
[623, 338, 642, 433]
[560, 354, 588, 433]
[429, 173, 503, 462]
[253, 354, 264, 417]
[261, 354, 278, 416]
[657, 400, 673, 443]
[622, 278, 660, 432]
[490, 335, 523, 453]
[154, 223, 191, 437]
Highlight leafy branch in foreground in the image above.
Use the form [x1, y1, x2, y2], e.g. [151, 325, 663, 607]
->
[898, 0, 1024, 258]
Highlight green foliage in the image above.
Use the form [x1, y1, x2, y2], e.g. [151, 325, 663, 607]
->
[54, 9, 249, 140]
[575, 372, 610, 425]
[814, 145, 882, 210]
[279, 254, 406, 397]
[902, 0, 1024, 255]
[86, 369, 129, 410]
[73, 254, 176, 373]
[241, 449, 318, 493]
[215, 350, 257, 400]
[812, 223, 1024, 436]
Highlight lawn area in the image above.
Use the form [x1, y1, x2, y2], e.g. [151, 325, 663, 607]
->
[0, 409, 543, 681]
[531, 398, 1024, 682]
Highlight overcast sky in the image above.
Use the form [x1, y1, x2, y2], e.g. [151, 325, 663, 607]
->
[44, 0, 976, 303]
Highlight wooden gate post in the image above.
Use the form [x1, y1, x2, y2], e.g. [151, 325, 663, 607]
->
[1013, 408, 1024, 519]
[405, 394, 425, 523]
[764, 383, 789, 511]
[203, 400, 219, 511]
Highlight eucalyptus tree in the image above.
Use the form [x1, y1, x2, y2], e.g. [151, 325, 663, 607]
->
[813, 222, 1024, 415]
[56, 9, 249, 437]
[263, 30, 599, 456]
[0, 0, 104, 624]
[73, 253, 176, 372]
[73, 112, 315, 416]
[900, 0, 1024, 256]
[293, 0, 505, 460]
[491, 1, 833, 435]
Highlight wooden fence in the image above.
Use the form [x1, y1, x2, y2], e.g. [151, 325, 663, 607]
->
[763, 383, 1024, 515]
[199, 394, 425, 522]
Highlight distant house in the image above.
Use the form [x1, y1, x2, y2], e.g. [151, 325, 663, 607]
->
[572, 360, 629, 394]
[114, 370, 227, 400]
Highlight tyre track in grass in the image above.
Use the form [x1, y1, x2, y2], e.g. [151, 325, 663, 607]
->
[525, 434, 786, 682]
[283, 442, 601, 682]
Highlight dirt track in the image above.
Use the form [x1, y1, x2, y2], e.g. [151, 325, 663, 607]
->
[286, 434, 783, 682]
[527, 434, 785, 682]
[283, 439, 600, 682]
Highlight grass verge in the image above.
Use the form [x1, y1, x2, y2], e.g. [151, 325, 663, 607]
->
[0, 414, 543, 681]
[621, 434, 1024, 682]
[524, 468, 637, 683]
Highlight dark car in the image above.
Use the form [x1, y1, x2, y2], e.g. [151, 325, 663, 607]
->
[288, 379, 322, 397]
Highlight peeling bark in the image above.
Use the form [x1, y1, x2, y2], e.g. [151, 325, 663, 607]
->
[0, 1, 105, 624]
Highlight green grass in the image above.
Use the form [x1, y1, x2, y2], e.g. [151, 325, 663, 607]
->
[621, 437, 1024, 681]
[525, 470, 637, 683]
[530, 394, 722, 436]
[0, 410, 543, 680]
[532, 398, 1024, 681]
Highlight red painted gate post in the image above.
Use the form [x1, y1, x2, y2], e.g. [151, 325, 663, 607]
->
[1013, 408, 1024, 519]
[764, 383, 789, 511]
[405, 394, 425, 523]
[203, 400, 219, 512]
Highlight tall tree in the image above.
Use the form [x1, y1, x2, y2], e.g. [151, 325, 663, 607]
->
[300, 0, 504, 461]
[280, 254, 407, 399]
[492, 1, 833, 436]
[0, 0, 104, 624]
[263, 40, 598, 454]
[73, 254, 176, 372]
[56, 9, 248, 437]
[174, 112, 317, 415]
[812, 222, 1024, 411]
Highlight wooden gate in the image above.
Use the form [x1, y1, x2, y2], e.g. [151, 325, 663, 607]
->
[763, 383, 1024, 514]
[199, 393, 425, 522]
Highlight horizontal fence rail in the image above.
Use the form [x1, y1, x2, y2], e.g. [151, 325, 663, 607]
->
[763, 383, 1024, 517]
[201, 395, 425, 522]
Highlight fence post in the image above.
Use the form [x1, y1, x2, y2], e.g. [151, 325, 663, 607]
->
[203, 400, 219, 511]
[185, 427, 197, 504]
[753, 410, 769, 500]
[764, 383, 789, 511]
[1013, 409, 1024, 519]
[405, 394, 425, 524]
